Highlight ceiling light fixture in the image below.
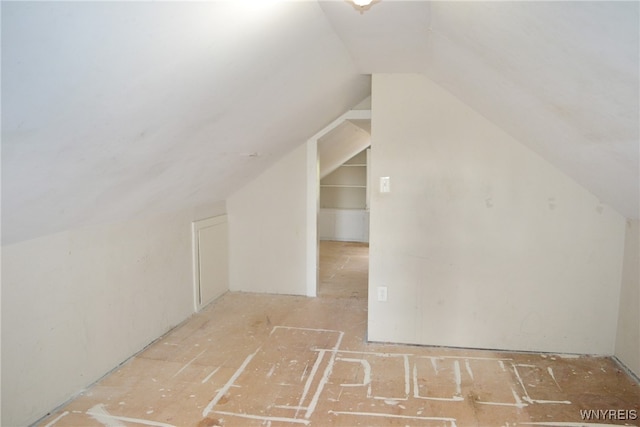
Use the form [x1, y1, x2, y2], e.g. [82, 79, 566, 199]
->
[351, 0, 375, 12]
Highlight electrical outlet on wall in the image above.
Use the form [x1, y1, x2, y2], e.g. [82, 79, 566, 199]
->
[377, 286, 388, 302]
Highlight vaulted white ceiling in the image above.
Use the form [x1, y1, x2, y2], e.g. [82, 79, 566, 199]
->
[2, 1, 638, 244]
[1, 1, 371, 244]
[321, 0, 639, 220]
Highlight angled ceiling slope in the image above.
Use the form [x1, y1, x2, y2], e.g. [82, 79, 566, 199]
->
[1, 1, 371, 244]
[319, 119, 371, 179]
[318, 96, 372, 178]
[321, 1, 639, 219]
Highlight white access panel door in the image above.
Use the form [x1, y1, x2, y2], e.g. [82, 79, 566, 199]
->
[193, 216, 228, 310]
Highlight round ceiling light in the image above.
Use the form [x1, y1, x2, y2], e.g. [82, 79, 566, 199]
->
[353, 0, 373, 6]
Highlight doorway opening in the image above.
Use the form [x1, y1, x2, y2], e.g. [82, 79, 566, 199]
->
[317, 143, 371, 299]
[304, 104, 371, 299]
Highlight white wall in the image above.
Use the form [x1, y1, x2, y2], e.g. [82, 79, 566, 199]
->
[1, 202, 225, 426]
[369, 74, 626, 355]
[615, 220, 640, 377]
[228, 143, 310, 296]
[318, 209, 369, 243]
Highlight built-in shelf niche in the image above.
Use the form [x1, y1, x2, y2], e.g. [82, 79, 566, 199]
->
[320, 149, 369, 210]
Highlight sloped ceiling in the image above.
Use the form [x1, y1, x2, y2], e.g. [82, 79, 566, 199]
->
[1, 1, 371, 244]
[3, 1, 638, 244]
[321, 0, 639, 219]
[318, 120, 370, 179]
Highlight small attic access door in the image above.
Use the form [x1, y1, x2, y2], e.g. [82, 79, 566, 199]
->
[193, 215, 229, 311]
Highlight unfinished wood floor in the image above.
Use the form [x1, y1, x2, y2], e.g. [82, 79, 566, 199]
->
[318, 240, 368, 299]
[38, 242, 639, 427]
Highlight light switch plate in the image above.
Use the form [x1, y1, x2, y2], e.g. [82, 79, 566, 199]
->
[380, 176, 390, 193]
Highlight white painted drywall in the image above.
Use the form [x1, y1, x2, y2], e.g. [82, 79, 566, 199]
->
[1, 202, 225, 426]
[615, 220, 640, 377]
[318, 209, 369, 243]
[320, 1, 639, 220]
[228, 144, 309, 295]
[368, 74, 626, 355]
[2, 1, 371, 245]
[318, 119, 371, 179]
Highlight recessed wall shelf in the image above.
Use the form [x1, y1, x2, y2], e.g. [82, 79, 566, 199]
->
[320, 150, 369, 210]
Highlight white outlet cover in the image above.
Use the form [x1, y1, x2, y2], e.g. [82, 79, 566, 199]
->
[377, 286, 388, 302]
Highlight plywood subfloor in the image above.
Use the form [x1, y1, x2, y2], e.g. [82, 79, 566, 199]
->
[318, 240, 368, 299]
[37, 291, 639, 427]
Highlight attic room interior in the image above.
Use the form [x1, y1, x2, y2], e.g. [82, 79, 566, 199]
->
[1, 1, 639, 426]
